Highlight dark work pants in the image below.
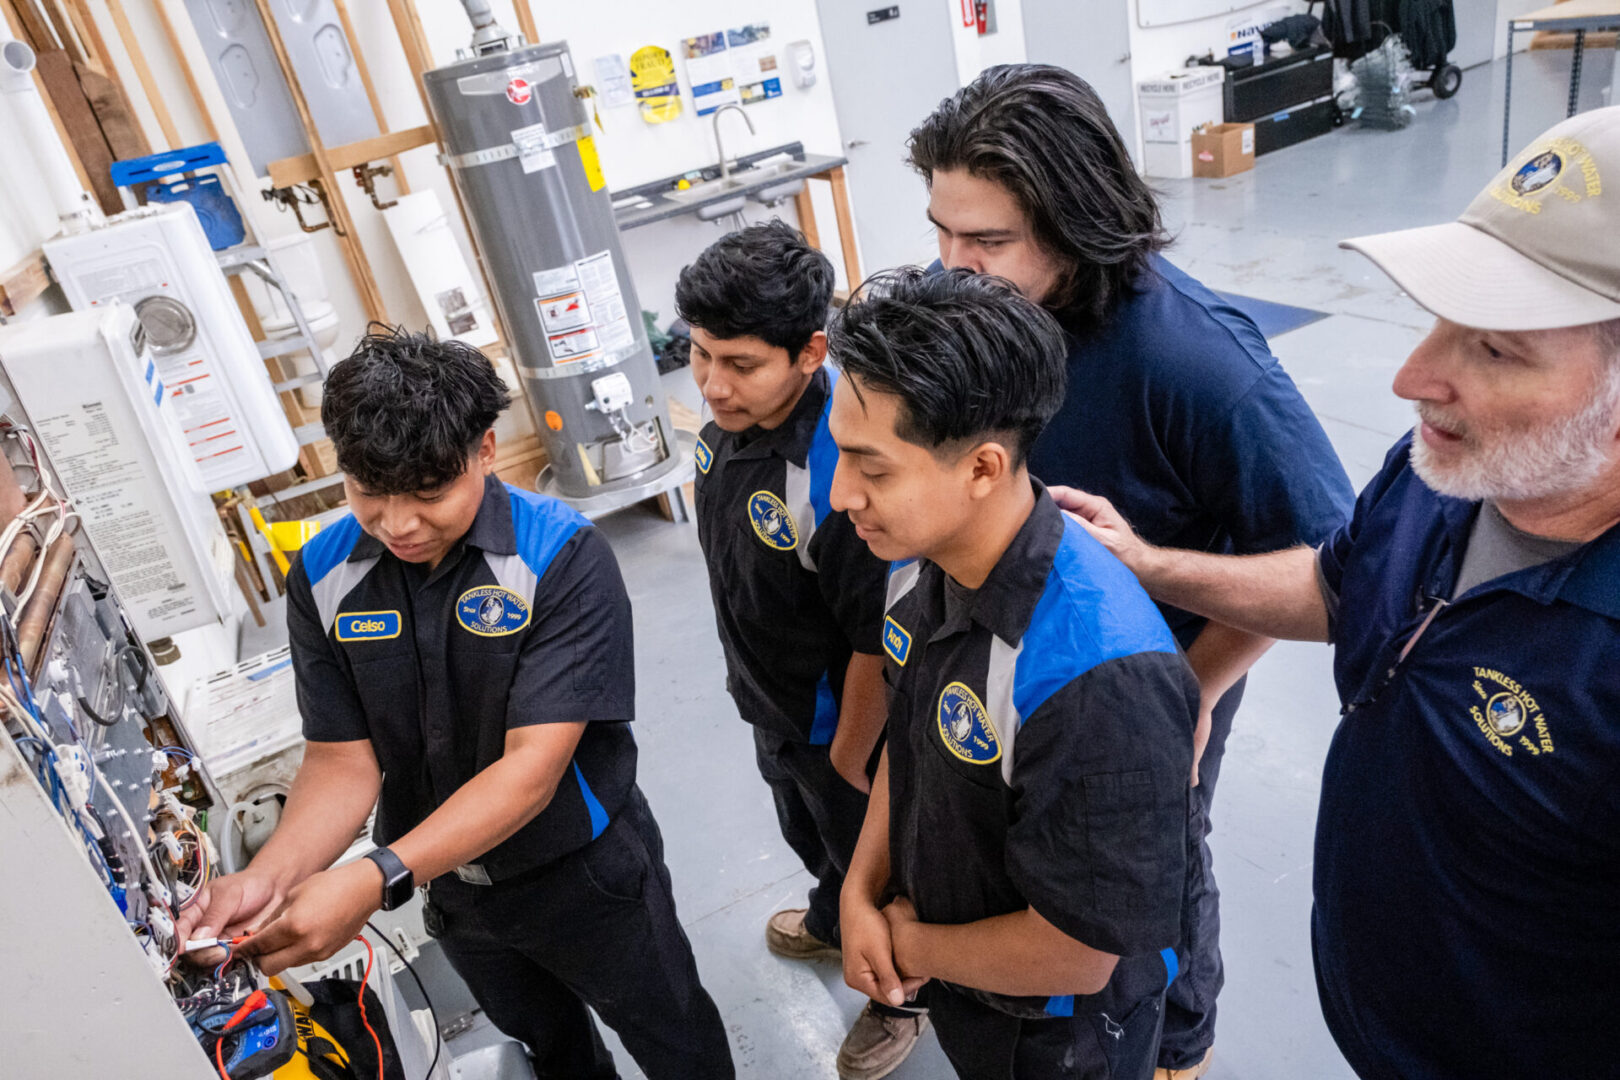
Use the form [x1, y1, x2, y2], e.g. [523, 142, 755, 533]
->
[926, 983, 1166, 1080]
[1157, 677, 1245, 1070]
[422, 788, 734, 1080]
[753, 727, 920, 1021]
[752, 726, 871, 947]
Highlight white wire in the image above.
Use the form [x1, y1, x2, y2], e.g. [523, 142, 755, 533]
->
[96, 765, 165, 901]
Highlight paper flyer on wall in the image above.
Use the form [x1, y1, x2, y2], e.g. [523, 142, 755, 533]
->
[728, 24, 782, 105]
[593, 53, 634, 108]
[630, 45, 682, 124]
[683, 30, 738, 116]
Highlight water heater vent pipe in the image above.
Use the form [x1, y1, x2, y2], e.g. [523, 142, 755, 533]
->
[0, 33, 98, 233]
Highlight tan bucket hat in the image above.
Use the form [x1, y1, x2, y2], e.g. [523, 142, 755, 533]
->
[1341, 106, 1620, 331]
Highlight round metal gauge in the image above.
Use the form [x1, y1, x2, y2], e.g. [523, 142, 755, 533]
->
[134, 295, 197, 355]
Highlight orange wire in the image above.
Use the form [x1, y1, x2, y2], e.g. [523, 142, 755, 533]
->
[355, 935, 384, 1080]
[215, 1033, 229, 1079]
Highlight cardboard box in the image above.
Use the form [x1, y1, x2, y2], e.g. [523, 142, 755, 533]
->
[1192, 122, 1255, 178]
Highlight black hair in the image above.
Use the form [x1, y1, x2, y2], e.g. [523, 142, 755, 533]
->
[674, 219, 835, 359]
[827, 267, 1067, 465]
[321, 325, 511, 494]
[907, 63, 1169, 333]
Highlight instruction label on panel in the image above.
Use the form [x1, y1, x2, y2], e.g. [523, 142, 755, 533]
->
[34, 400, 205, 632]
[532, 250, 637, 366]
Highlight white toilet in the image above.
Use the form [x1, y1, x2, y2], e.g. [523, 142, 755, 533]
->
[255, 232, 343, 409]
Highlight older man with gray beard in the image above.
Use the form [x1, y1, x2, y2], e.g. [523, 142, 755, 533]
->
[1050, 107, 1620, 1080]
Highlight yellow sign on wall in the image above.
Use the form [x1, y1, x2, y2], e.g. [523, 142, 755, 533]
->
[630, 45, 682, 125]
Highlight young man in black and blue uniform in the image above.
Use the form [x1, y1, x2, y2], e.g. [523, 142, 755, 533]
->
[830, 268, 1199, 1080]
[910, 66, 1354, 1077]
[176, 329, 732, 1080]
[677, 223, 923, 1079]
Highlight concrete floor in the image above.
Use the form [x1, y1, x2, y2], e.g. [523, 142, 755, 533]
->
[487, 50, 1614, 1080]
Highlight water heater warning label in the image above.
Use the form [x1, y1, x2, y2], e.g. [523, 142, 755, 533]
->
[532, 249, 636, 366]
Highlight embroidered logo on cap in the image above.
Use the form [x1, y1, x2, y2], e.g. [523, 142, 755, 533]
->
[456, 585, 531, 637]
[335, 611, 401, 641]
[1492, 137, 1601, 214]
[937, 681, 1001, 765]
[747, 491, 798, 550]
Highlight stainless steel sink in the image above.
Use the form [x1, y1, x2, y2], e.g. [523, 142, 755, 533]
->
[664, 161, 801, 205]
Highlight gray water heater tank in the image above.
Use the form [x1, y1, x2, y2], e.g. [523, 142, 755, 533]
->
[424, 41, 674, 499]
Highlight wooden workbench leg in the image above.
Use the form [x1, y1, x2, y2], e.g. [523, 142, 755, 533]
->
[792, 185, 822, 251]
[827, 166, 861, 288]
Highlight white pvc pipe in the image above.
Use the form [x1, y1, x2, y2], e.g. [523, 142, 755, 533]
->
[0, 31, 97, 230]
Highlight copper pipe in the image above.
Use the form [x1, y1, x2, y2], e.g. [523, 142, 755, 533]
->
[0, 531, 38, 597]
[18, 533, 74, 675]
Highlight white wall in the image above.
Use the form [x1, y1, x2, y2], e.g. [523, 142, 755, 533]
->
[76, 0, 852, 358]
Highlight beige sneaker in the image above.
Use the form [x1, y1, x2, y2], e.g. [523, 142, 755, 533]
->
[836, 1003, 928, 1080]
[764, 907, 842, 961]
[1155, 1048, 1213, 1079]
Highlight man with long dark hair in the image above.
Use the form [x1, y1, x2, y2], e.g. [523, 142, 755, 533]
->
[909, 66, 1355, 1078]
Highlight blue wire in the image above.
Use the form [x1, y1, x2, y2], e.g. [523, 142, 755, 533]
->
[212, 942, 233, 981]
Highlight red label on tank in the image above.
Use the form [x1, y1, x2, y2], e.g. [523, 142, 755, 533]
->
[506, 77, 532, 105]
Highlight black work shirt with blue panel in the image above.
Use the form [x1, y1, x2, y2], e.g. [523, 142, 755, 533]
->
[1311, 434, 1620, 1079]
[694, 366, 889, 744]
[881, 488, 1199, 1025]
[286, 475, 636, 883]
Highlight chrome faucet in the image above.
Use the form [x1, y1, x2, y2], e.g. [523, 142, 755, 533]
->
[714, 103, 755, 182]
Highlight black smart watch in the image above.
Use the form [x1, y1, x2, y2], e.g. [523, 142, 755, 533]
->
[364, 847, 414, 911]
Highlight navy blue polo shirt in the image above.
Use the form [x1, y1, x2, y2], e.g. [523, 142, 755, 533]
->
[694, 366, 889, 743]
[1314, 434, 1620, 1077]
[882, 488, 1199, 1020]
[1026, 255, 1353, 643]
[286, 475, 638, 881]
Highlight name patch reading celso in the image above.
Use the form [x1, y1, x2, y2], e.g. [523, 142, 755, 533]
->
[335, 611, 402, 641]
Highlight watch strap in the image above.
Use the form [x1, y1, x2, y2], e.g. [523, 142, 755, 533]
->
[364, 846, 413, 910]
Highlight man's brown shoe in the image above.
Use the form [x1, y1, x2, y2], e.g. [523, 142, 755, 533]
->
[836, 1002, 928, 1080]
[1155, 1048, 1213, 1079]
[764, 907, 841, 961]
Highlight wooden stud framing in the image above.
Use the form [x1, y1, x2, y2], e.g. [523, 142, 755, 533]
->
[62, 0, 116, 81]
[331, 0, 409, 196]
[149, 0, 218, 142]
[39, 0, 82, 64]
[384, 0, 513, 361]
[825, 166, 861, 287]
[0, 253, 52, 317]
[791, 186, 821, 251]
[249, 0, 388, 324]
[513, 0, 537, 45]
[103, 0, 179, 148]
[267, 124, 434, 188]
[7, 0, 54, 48]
